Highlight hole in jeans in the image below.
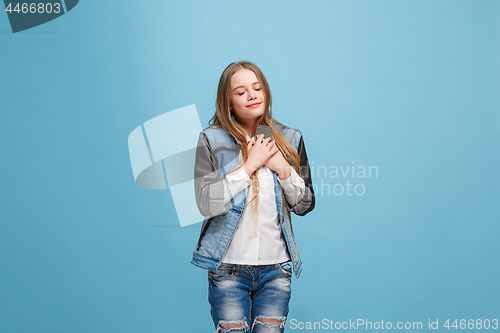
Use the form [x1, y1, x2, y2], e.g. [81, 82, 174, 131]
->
[217, 319, 248, 332]
[252, 316, 286, 330]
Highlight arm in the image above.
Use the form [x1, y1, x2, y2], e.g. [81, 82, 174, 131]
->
[278, 166, 305, 207]
[288, 133, 315, 216]
[194, 132, 251, 217]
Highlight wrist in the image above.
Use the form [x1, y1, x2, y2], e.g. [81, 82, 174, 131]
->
[278, 164, 292, 180]
[243, 161, 256, 177]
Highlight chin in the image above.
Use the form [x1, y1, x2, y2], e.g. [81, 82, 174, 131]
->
[255, 106, 266, 116]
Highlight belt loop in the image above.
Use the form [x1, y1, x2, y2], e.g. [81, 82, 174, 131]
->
[234, 264, 240, 275]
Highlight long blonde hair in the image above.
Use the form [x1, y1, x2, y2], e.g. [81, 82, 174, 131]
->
[209, 61, 300, 216]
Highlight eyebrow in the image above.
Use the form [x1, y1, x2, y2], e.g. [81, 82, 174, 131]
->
[232, 81, 261, 91]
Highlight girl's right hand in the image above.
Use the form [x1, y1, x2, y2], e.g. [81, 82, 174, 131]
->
[243, 134, 278, 177]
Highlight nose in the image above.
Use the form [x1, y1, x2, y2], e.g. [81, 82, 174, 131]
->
[248, 90, 256, 100]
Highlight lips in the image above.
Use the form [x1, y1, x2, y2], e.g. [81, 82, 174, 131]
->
[247, 102, 262, 108]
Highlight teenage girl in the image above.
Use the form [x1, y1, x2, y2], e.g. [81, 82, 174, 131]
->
[191, 60, 315, 333]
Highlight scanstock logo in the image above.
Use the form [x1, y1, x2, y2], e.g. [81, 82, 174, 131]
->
[3, 0, 79, 33]
[128, 105, 206, 228]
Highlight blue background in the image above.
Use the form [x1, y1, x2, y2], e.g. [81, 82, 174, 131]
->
[1, 1, 499, 332]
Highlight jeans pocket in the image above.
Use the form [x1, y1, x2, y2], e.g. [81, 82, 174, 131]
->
[278, 262, 292, 277]
[208, 265, 234, 280]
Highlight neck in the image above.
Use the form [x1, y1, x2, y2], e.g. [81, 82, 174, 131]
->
[236, 117, 259, 138]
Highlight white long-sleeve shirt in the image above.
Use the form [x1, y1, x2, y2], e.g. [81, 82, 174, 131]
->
[221, 136, 306, 265]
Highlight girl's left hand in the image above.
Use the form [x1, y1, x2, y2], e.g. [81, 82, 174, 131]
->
[264, 141, 292, 180]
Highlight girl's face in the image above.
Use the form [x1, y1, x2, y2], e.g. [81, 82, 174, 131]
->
[230, 68, 266, 123]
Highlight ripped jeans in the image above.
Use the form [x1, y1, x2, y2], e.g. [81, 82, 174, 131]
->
[208, 262, 292, 333]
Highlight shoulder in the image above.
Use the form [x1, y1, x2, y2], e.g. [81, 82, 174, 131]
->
[200, 126, 237, 151]
[202, 125, 224, 135]
[201, 126, 232, 140]
[272, 119, 302, 146]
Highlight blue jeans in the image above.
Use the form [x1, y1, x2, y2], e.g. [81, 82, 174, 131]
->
[208, 262, 292, 333]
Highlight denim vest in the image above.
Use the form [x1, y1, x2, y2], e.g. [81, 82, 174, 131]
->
[191, 124, 305, 278]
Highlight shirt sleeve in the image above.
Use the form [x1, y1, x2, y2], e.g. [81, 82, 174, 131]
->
[278, 166, 305, 207]
[223, 165, 252, 205]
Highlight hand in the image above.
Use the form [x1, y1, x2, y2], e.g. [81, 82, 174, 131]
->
[243, 134, 279, 177]
[264, 146, 292, 180]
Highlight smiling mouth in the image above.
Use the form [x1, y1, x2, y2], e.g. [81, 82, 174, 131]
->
[247, 102, 261, 108]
